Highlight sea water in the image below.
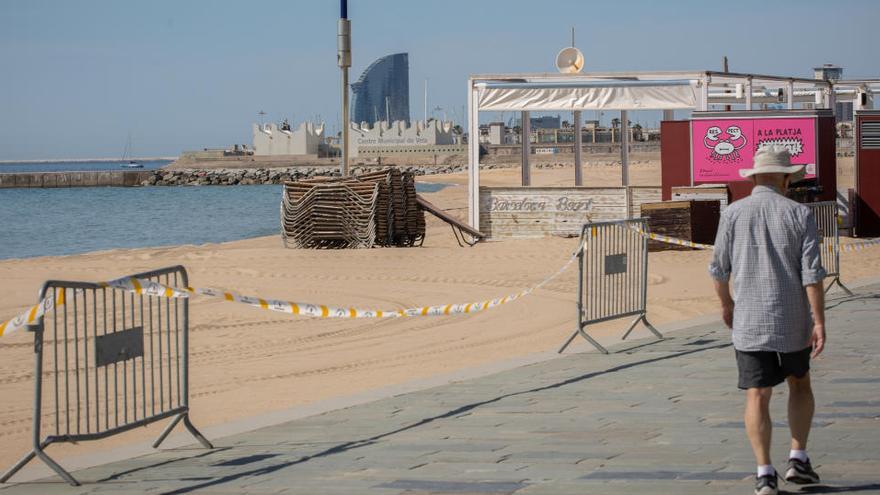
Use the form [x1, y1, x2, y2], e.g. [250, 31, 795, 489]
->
[0, 160, 171, 173]
[0, 183, 451, 260]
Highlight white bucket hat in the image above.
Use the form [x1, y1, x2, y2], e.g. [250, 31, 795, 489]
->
[739, 145, 805, 179]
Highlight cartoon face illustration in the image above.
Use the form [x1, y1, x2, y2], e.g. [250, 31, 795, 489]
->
[705, 126, 723, 141]
[714, 141, 735, 155]
[703, 125, 748, 162]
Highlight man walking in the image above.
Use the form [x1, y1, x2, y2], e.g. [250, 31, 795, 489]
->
[709, 146, 826, 495]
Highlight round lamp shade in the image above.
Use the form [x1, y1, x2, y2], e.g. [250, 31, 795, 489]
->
[555, 47, 584, 74]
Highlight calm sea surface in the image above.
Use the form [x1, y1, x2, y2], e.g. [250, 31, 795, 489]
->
[0, 160, 171, 173]
[0, 182, 450, 260]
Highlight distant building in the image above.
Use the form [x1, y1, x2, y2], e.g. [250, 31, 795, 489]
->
[810, 64, 869, 121]
[252, 122, 324, 156]
[813, 64, 843, 82]
[488, 122, 505, 145]
[351, 53, 410, 126]
[530, 116, 561, 129]
[836, 101, 854, 122]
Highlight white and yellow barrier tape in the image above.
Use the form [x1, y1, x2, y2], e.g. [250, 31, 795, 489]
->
[0, 277, 189, 338]
[840, 238, 880, 253]
[627, 225, 715, 250]
[1, 241, 584, 339]
[0, 290, 65, 339]
[628, 223, 880, 254]
[3, 231, 877, 339]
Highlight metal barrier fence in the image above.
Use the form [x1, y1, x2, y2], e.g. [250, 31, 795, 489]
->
[559, 219, 663, 354]
[807, 201, 852, 295]
[1, 266, 212, 486]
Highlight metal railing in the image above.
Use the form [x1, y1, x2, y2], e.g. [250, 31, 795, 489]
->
[1, 266, 212, 486]
[807, 201, 852, 295]
[559, 219, 663, 354]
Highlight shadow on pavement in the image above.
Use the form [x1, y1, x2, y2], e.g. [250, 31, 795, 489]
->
[96, 447, 232, 482]
[790, 484, 880, 493]
[824, 293, 880, 311]
[152, 340, 732, 495]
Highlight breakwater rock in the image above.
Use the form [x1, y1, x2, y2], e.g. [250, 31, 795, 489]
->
[141, 165, 473, 186]
[1, 160, 638, 189]
[142, 161, 608, 186]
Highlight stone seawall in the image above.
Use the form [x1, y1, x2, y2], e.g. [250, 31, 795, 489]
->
[0, 170, 153, 188]
[140, 165, 468, 186]
[0, 158, 645, 188]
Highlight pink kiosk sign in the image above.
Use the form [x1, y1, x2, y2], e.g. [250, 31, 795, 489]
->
[691, 117, 817, 182]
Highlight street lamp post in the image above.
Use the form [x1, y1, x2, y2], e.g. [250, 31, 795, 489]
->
[338, 0, 351, 176]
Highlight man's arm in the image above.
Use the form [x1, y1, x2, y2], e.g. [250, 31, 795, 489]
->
[709, 215, 733, 328]
[806, 283, 825, 358]
[714, 279, 734, 329]
[801, 210, 827, 358]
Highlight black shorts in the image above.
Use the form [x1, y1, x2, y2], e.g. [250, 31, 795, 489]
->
[735, 346, 811, 389]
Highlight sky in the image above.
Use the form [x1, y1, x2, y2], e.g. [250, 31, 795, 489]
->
[0, 0, 878, 160]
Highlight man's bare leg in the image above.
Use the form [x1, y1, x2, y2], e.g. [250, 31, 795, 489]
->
[745, 387, 774, 466]
[783, 372, 821, 484]
[787, 373, 814, 450]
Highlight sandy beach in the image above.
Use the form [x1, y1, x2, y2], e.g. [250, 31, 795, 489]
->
[1, 160, 876, 470]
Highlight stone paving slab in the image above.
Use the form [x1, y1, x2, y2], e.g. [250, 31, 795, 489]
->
[2, 287, 879, 494]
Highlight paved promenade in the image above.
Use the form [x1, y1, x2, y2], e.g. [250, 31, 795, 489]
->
[2, 286, 879, 494]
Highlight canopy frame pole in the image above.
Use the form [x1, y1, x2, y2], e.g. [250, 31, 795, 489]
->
[574, 110, 583, 186]
[620, 110, 629, 186]
[787, 80, 795, 110]
[521, 111, 531, 186]
[467, 80, 481, 230]
[699, 75, 710, 111]
[745, 78, 753, 110]
[827, 83, 836, 117]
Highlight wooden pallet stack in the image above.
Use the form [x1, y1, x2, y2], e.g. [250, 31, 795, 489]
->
[639, 200, 721, 251]
[280, 169, 425, 249]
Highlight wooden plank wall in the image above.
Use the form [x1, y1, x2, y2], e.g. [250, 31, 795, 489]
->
[630, 187, 662, 218]
[479, 186, 661, 238]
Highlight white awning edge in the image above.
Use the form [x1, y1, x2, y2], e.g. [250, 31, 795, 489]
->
[477, 82, 698, 111]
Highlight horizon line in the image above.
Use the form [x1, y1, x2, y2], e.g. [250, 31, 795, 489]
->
[0, 156, 178, 164]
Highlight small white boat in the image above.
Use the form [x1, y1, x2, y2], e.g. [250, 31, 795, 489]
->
[119, 133, 143, 168]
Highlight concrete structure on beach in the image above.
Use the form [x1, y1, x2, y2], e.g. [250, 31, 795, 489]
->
[252, 122, 325, 156]
[348, 119, 459, 157]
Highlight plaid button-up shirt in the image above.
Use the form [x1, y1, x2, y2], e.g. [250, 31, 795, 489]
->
[709, 185, 826, 352]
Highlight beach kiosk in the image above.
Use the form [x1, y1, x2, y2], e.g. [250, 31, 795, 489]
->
[466, 71, 872, 238]
[664, 108, 838, 203]
[855, 110, 880, 236]
[467, 72, 701, 237]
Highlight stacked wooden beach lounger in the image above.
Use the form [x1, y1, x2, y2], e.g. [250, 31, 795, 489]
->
[281, 169, 425, 249]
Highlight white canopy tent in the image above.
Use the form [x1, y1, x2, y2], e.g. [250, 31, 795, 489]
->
[477, 79, 698, 111]
[466, 70, 874, 231]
